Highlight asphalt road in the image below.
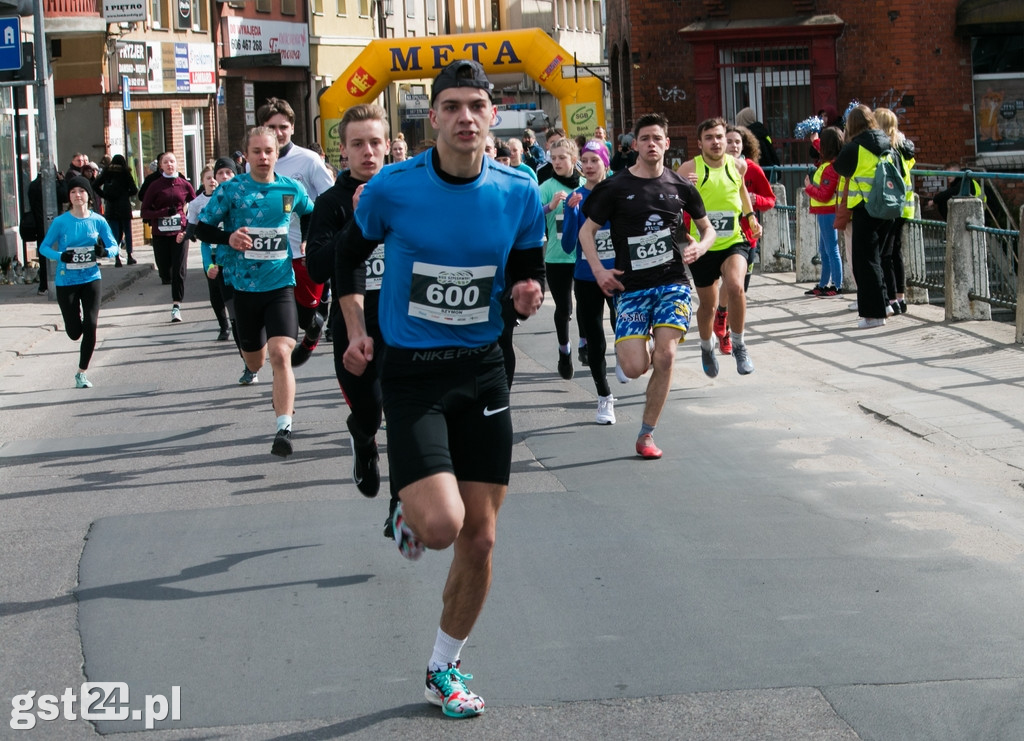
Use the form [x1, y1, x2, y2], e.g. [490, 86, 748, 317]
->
[2, 262, 1023, 740]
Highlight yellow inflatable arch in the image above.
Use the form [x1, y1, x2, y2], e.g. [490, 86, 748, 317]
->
[319, 28, 605, 153]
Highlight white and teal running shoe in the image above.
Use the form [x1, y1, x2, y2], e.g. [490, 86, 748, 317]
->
[425, 662, 485, 718]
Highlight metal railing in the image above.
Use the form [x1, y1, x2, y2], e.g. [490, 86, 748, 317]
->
[757, 166, 1022, 339]
[44, 0, 99, 14]
[903, 217, 948, 296]
[966, 223, 1019, 311]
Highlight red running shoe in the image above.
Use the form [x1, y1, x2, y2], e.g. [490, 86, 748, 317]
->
[636, 435, 663, 459]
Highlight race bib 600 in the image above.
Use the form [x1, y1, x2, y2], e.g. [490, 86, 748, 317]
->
[408, 262, 496, 325]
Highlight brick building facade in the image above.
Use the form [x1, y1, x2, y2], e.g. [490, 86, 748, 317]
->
[603, 0, 1022, 177]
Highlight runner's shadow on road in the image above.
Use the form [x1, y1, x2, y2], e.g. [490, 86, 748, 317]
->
[1, 546, 373, 617]
[262, 703, 453, 740]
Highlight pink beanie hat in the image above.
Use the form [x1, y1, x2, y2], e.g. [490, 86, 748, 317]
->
[582, 139, 610, 167]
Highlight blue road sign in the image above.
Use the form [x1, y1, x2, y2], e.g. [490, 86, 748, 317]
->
[122, 75, 131, 111]
[0, 17, 21, 72]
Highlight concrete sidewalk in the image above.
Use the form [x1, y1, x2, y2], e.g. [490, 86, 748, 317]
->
[0, 243, 157, 371]
[1, 253, 1021, 471]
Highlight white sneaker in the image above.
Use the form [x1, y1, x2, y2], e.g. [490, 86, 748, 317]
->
[847, 301, 859, 312]
[595, 395, 616, 425]
[614, 359, 630, 384]
[856, 317, 886, 329]
[170, 306, 182, 323]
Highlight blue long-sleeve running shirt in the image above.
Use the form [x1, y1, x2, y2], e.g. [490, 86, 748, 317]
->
[353, 150, 545, 349]
[37, 211, 118, 287]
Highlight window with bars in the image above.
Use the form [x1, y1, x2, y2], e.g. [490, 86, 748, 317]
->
[719, 44, 811, 162]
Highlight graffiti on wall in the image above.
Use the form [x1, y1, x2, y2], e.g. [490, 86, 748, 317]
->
[870, 88, 910, 121]
[657, 85, 687, 103]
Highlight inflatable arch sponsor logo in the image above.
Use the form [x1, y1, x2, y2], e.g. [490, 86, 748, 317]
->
[319, 29, 604, 158]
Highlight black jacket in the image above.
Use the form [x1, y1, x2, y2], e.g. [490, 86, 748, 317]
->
[28, 170, 69, 240]
[833, 129, 892, 179]
[304, 170, 366, 288]
[94, 164, 138, 220]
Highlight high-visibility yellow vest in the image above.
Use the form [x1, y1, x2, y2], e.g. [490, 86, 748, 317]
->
[900, 151, 916, 219]
[848, 145, 881, 209]
[809, 162, 837, 209]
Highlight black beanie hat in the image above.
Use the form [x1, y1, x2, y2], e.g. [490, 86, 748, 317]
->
[66, 175, 94, 202]
[213, 156, 237, 175]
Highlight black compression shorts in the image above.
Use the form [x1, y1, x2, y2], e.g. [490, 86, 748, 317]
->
[233, 286, 298, 352]
[380, 342, 512, 492]
[688, 243, 753, 288]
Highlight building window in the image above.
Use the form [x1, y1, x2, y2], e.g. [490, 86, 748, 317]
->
[972, 36, 1024, 155]
[336, 0, 346, 15]
[407, 0, 415, 18]
[719, 44, 810, 162]
[125, 110, 166, 187]
[312, 0, 323, 13]
[174, 0, 200, 30]
[282, 0, 296, 13]
[358, 0, 370, 16]
[426, 0, 436, 21]
[150, 0, 165, 29]
[256, 0, 271, 13]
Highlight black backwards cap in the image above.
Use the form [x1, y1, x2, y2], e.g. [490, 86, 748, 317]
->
[430, 59, 494, 105]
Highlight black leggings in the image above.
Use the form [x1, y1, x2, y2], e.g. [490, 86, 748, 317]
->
[57, 280, 102, 370]
[574, 279, 615, 398]
[152, 235, 188, 302]
[206, 272, 230, 330]
[332, 310, 384, 445]
[546, 262, 577, 347]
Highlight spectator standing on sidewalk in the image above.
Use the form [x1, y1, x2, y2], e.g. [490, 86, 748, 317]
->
[803, 126, 845, 297]
[93, 154, 138, 267]
[831, 105, 893, 329]
[874, 107, 916, 316]
[28, 167, 69, 295]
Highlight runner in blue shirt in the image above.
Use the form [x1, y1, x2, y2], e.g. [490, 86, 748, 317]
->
[195, 127, 315, 458]
[336, 60, 545, 720]
[37, 176, 119, 388]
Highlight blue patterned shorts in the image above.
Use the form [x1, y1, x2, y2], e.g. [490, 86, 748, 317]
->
[614, 284, 692, 344]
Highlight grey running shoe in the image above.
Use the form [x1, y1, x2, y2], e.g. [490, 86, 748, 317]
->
[239, 367, 258, 385]
[733, 344, 754, 375]
[701, 342, 719, 378]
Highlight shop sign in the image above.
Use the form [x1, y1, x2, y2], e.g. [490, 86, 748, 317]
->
[224, 18, 309, 67]
[118, 41, 214, 95]
[102, 0, 146, 23]
[404, 93, 429, 119]
[115, 41, 148, 91]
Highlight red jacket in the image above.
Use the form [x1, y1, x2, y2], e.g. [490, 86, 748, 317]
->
[805, 162, 839, 215]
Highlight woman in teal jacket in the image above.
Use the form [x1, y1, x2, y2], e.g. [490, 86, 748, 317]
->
[37, 176, 119, 388]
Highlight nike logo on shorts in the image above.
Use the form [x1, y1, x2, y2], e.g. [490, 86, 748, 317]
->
[482, 406, 509, 417]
